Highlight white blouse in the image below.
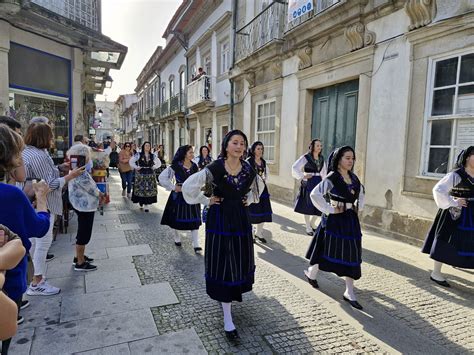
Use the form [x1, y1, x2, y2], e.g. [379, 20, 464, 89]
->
[310, 178, 365, 215]
[182, 167, 265, 207]
[129, 153, 162, 170]
[158, 166, 178, 191]
[291, 154, 327, 181]
[432, 171, 465, 210]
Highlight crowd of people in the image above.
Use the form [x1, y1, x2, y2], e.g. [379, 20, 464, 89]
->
[0, 113, 472, 348]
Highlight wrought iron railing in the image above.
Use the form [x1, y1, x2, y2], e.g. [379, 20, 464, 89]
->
[235, 1, 286, 62]
[160, 100, 169, 118]
[187, 75, 215, 108]
[286, 0, 341, 32]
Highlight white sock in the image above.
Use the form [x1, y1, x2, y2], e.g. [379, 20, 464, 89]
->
[191, 230, 199, 248]
[307, 264, 319, 280]
[222, 302, 235, 331]
[255, 223, 264, 237]
[431, 261, 445, 281]
[174, 232, 181, 244]
[304, 215, 312, 232]
[344, 277, 356, 301]
[311, 216, 317, 229]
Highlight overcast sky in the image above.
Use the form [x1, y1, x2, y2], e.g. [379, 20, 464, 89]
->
[96, 0, 182, 102]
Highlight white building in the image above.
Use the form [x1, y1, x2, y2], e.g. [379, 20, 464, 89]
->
[232, 0, 474, 243]
[116, 94, 138, 144]
[93, 100, 115, 142]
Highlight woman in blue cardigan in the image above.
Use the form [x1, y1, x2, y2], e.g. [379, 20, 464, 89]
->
[0, 124, 50, 355]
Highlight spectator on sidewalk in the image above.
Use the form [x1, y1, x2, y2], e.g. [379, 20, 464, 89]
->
[119, 142, 134, 198]
[0, 228, 26, 349]
[21, 121, 83, 296]
[67, 144, 103, 272]
[0, 116, 26, 184]
[0, 124, 51, 353]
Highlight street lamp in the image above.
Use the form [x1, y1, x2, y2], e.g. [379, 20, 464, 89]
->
[98, 109, 103, 118]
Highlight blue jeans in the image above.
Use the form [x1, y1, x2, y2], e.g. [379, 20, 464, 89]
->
[120, 171, 133, 193]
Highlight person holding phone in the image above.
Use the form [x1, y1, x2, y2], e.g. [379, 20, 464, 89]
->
[67, 144, 103, 272]
[21, 122, 83, 295]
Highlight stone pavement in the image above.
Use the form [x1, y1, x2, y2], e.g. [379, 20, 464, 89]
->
[8, 171, 473, 354]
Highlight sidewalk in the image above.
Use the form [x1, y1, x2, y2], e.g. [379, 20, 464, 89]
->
[9, 171, 473, 354]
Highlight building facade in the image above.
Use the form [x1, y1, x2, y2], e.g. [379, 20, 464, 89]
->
[231, 0, 474, 243]
[115, 94, 138, 144]
[0, 0, 126, 161]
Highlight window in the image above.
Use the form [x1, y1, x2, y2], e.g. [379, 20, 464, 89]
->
[202, 54, 211, 76]
[220, 42, 230, 74]
[161, 84, 166, 102]
[256, 100, 276, 161]
[423, 52, 474, 175]
[179, 127, 185, 146]
[169, 79, 175, 97]
[179, 71, 186, 93]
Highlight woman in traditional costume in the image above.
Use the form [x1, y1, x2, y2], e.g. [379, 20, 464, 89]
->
[292, 139, 327, 235]
[182, 130, 264, 340]
[304, 146, 365, 310]
[422, 147, 474, 287]
[247, 141, 272, 243]
[159, 145, 202, 252]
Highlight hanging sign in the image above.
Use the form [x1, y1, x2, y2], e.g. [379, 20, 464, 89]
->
[288, 0, 313, 23]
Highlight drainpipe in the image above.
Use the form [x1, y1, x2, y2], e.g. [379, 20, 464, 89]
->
[229, 0, 238, 130]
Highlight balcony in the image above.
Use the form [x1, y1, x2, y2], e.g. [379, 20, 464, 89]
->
[235, 1, 286, 62]
[186, 75, 215, 112]
[286, 0, 341, 32]
[170, 92, 186, 115]
[160, 100, 169, 118]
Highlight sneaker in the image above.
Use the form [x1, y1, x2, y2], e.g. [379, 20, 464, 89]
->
[74, 262, 97, 272]
[26, 280, 61, 296]
[20, 300, 30, 310]
[72, 255, 94, 264]
[17, 315, 24, 325]
[46, 254, 55, 262]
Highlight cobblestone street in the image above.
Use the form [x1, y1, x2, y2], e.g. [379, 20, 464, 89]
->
[10, 172, 473, 354]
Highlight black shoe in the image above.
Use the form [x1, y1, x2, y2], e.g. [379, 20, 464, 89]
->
[303, 270, 319, 289]
[255, 236, 267, 243]
[306, 231, 313, 236]
[46, 254, 55, 262]
[20, 300, 30, 310]
[73, 255, 94, 264]
[225, 329, 240, 341]
[74, 262, 97, 272]
[144, 209, 149, 213]
[194, 247, 202, 253]
[17, 315, 24, 325]
[174, 242, 182, 247]
[430, 276, 451, 287]
[343, 296, 363, 310]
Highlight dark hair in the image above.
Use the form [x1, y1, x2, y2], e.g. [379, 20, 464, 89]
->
[74, 134, 84, 142]
[141, 141, 152, 153]
[23, 123, 53, 149]
[248, 141, 264, 158]
[219, 129, 248, 159]
[199, 145, 210, 157]
[123, 142, 131, 148]
[0, 124, 24, 173]
[328, 145, 356, 173]
[172, 145, 193, 165]
[456, 146, 474, 168]
[0, 116, 21, 130]
[308, 139, 322, 155]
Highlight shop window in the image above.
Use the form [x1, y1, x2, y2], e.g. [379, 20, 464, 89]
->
[423, 52, 474, 176]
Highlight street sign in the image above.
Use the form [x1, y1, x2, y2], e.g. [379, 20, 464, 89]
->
[288, 0, 313, 22]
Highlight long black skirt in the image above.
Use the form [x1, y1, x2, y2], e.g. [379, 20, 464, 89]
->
[422, 204, 474, 269]
[294, 176, 322, 216]
[161, 191, 201, 230]
[205, 199, 255, 302]
[249, 185, 273, 224]
[131, 171, 157, 205]
[305, 209, 362, 280]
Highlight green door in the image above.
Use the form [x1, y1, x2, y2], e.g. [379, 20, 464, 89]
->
[312, 79, 359, 158]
